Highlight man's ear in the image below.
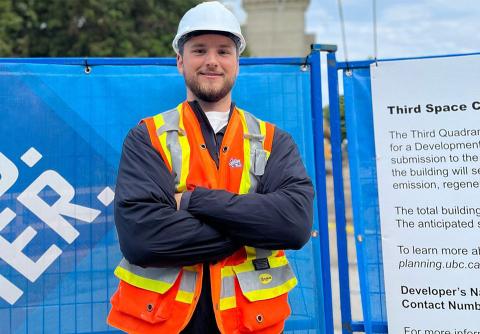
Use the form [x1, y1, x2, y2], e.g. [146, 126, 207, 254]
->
[177, 53, 184, 74]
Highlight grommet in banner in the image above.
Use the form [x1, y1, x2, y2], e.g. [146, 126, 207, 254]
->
[256, 314, 264, 323]
[222, 146, 228, 153]
[300, 54, 309, 72]
[84, 59, 91, 74]
[200, 144, 207, 150]
[146, 303, 154, 312]
[345, 69, 353, 77]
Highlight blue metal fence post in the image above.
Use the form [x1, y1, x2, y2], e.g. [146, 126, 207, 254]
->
[309, 44, 334, 334]
[325, 49, 354, 333]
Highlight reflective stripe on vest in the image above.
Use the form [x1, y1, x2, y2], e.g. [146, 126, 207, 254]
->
[219, 270, 236, 310]
[175, 267, 198, 304]
[232, 256, 297, 302]
[237, 108, 267, 194]
[152, 104, 190, 192]
[114, 258, 181, 294]
[115, 258, 197, 303]
[218, 255, 297, 310]
[218, 247, 281, 310]
[244, 246, 279, 260]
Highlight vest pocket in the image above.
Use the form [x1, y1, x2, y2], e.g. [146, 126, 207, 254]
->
[111, 263, 183, 324]
[231, 256, 298, 332]
[112, 279, 178, 324]
[236, 292, 291, 333]
[233, 256, 297, 302]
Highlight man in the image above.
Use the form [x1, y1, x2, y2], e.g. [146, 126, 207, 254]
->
[107, 2, 314, 333]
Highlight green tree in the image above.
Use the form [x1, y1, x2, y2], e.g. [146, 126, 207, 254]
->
[323, 95, 346, 141]
[0, 0, 200, 57]
[0, 0, 21, 55]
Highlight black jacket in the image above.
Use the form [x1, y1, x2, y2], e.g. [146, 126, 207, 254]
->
[114, 101, 314, 333]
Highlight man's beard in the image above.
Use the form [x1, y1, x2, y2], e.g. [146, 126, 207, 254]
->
[184, 72, 235, 103]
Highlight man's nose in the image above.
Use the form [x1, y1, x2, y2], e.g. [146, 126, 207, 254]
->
[205, 51, 219, 68]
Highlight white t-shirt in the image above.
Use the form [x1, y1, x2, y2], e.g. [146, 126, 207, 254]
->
[205, 111, 229, 134]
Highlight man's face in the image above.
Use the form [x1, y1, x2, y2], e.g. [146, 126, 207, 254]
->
[177, 34, 239, 103]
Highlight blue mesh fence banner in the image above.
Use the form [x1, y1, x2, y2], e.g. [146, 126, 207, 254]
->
[0, 60, 324, 333]
[343, 67, 387, 332]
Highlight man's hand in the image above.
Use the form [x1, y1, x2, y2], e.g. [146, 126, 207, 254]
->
[174, 193, 183, 210]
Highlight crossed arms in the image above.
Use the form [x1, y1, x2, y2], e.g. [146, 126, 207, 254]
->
[114, 124, 314, 267]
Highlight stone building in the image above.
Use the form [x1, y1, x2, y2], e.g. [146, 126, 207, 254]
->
[242, 0, 314, 57]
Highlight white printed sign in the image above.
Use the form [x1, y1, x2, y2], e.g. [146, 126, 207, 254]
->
[371, 56, 480, 333]
[0, 148, 114, 305]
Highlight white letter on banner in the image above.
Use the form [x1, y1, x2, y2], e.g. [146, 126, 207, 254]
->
[17, 170, 101, 243]
[0, 224, 62, 282]
[0, 274, 23, 305]
[0, 194, 62, 283]
[0, 152, 18, 196]
[0, 152, 19, 232]
[0, 152, 18, 226]
[0, 152, 25, 303]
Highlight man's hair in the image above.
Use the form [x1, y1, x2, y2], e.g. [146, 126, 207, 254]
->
[177, 30, 241, 56]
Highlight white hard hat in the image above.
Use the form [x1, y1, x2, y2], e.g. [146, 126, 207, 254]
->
[172, 1, 246, 54]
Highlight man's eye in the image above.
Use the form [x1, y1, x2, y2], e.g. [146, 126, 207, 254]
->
[219, 49, 231, 55]
[193, 49, 205, 54]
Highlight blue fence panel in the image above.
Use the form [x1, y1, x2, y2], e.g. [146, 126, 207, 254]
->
[342, 67, 387, 332]
[0, 59, 326, 333]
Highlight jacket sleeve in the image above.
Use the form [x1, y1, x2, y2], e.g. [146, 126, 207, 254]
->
[186, 128, 314, 250]
[114, 124, 239, 267]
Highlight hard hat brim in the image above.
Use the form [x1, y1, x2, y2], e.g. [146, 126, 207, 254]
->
[172, 29, 246, 55]
[173, 29, 246, 54]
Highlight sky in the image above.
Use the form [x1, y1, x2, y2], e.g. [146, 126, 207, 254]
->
[227, 0, 480, 62]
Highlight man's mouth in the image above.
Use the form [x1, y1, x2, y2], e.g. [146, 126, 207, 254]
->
[199, 72, 224, 78]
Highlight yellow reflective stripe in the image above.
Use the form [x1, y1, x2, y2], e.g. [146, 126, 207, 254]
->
[219, 296, 236, 310]
[259, 120, 267, 148]
[153, 114, 172, 169]
[175, 267, 197, 303]
[219, 273, 236, 310]
[221, 266, 235, 278]
[244, 246, 256, 260]
[242, 276, 298, 301]
[175, 290, 194, 303]
[233, 256, 289, 274]
[243, 246, 273, 260]
[177, 105, 190, 192]
[114, 266, 174, 294]
[237, 109, 251, 195]
[153, 113, 164, 127]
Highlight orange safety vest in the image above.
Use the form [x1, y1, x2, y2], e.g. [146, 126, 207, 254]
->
[108, 102, 298, 333]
